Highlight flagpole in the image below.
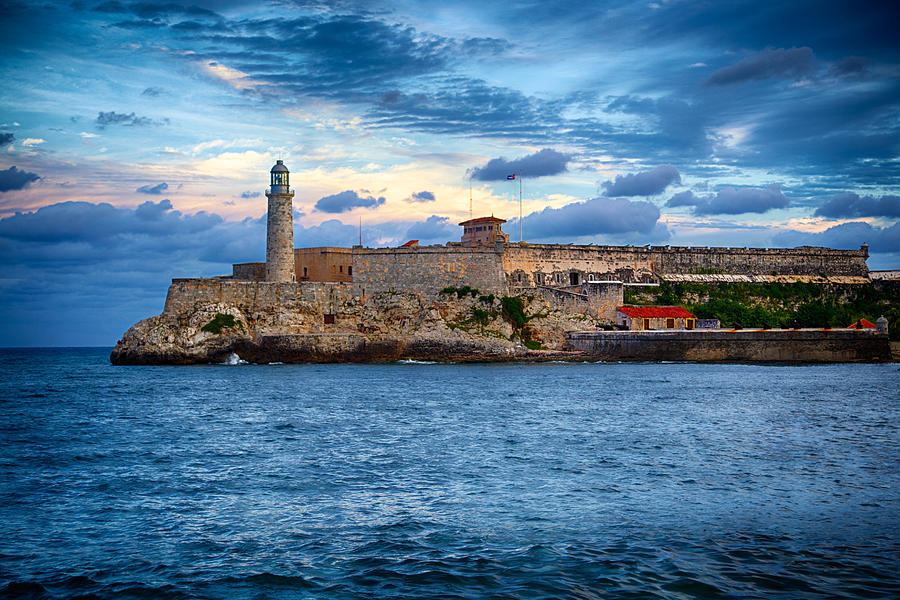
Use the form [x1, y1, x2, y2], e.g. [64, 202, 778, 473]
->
[519, 172, 523, 243]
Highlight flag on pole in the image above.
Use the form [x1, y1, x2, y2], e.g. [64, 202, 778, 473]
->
[506, 174, 516, 180]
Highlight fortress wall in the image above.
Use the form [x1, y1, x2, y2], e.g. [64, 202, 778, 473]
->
[501, 244, 869, 285]
[232, 262, 266, 281]
[163, 279, 358, 318]
[567, 328, 891, 362]
[649, 246, 870, 276]
[502, 244, 656, 286]
[353, 246, 507, 295]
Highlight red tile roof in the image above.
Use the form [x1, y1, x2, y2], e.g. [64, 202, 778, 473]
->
[458, 216, 507, 226]
[846, 318, 876, 329]
[400, 239, 419, 247]
[617, 306, 695, 318]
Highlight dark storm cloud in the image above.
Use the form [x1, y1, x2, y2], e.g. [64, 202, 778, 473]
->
[0, 199, 221, 243]
[95, 111, 166, 128]
[469, 149, 569, 181]
[406, 190, 435, 203]
[136, 182, 168, 195]
[314, 190, 386, 213]
[604, 95, 711, 157]
[773, 221, 900, 253]
[706, 47, 816, 86]
[0, 166, 40, 192]
[666, 184, 789, 215]
[0, 133, 14, 145]
[601, 165, 680, 197]
[814, 193, 900, 219]
[829, 56, 868, 78]
[405, 215, 456, 243]
[522, 197, 662, 239]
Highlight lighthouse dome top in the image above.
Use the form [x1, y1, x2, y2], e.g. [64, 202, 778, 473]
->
[268, 160, 291, 189]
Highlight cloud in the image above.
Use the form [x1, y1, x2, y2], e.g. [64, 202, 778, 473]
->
[814, 193, 900, 219]
[141, 86, 164, 97]
[405, 215, 457, 244]
[601, 165, 680, 197]
[829, 56, 868, 78]
[469, 149, 570, 181]
[706, 46, 817, 85]
[0, 199, 221, 243]
[406, 190, 435, 202]
[0, 166, 40, 192]
[773, 221, 900, 253]
[0, 133, 14, 145]
[315, 190, 386, 213]
[522, 197, 662, 239]
[136, 182, 168, 195]
[21, 138, 45, 147]
[666, 184, 789, 215]
[241, 190, 262, 199]
[95, 111, 166, 128]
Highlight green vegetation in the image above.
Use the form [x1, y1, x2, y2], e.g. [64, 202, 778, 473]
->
[471, 306, 491, 325]
[201, 313, 243, 334]
[500, 296, 528, 328]
[478, 294, 496, 304]
[637, 281, 898, 336]
[500, 295, 544, 349]
[441, 285, 480, 298]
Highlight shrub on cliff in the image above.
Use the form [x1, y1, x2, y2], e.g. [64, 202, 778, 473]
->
[441, 286, 480, 298]
[201, 313, 242, 334]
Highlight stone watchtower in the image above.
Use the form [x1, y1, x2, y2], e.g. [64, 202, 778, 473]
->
[265, 160, 295, 282]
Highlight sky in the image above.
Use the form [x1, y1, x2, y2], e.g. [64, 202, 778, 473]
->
[1, 0, 899, 346]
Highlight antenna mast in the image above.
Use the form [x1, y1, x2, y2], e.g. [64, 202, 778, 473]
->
[469, 181, 473, 219]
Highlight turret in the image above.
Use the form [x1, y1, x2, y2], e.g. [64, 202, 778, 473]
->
[265, 160, 295, 282]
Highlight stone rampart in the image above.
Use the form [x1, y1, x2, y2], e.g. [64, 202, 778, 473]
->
[353, 245, 506, 296]
[650, 245, 869, 277]
[501, 243, 869, 287]
[163, 278, 357, 319]
[566, 328, 891, 362]
[232, 262, 265, 281]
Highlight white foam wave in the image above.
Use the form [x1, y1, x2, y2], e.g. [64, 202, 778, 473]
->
[222, 352, 249, 365]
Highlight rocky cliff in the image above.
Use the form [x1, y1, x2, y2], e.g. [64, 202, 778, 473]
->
[110, 279, 604, 365]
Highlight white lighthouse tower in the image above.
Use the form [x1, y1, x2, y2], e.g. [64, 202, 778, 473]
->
[265, 160, 295, 282]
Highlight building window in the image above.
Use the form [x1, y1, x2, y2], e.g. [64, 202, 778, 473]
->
[642, 318, 651, 330]
[339, 265, 343, 273]
[686, 318, 695, 330]
[569, 272, 579, 286]
[348, 266, 352, 276]
[324, 314, 335, 324]
[666, 318, 675, 328]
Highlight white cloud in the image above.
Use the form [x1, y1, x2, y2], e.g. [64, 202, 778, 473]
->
[22, 138, 45, 146]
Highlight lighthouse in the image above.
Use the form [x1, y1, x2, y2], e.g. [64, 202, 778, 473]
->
[265, 160, 295, 282]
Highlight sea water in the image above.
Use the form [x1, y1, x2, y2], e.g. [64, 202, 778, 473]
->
[1, 348, 898, 599]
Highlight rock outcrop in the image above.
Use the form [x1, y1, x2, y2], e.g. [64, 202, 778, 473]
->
[110, 279, 604, 365]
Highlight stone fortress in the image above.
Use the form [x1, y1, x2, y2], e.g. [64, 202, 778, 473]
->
[110, 160, 890, 365]
[234, 161, 871, 307]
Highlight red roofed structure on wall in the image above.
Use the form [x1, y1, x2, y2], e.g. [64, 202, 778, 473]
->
[458, 216, 509, 246]
[616, 306, 697, 331]
[846, 318, 876, 329]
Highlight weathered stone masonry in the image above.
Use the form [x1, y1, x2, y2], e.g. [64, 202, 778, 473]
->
[352, 243, 871, 296]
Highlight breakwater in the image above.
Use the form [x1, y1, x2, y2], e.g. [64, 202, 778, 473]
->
[566, 328, 892, 363]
